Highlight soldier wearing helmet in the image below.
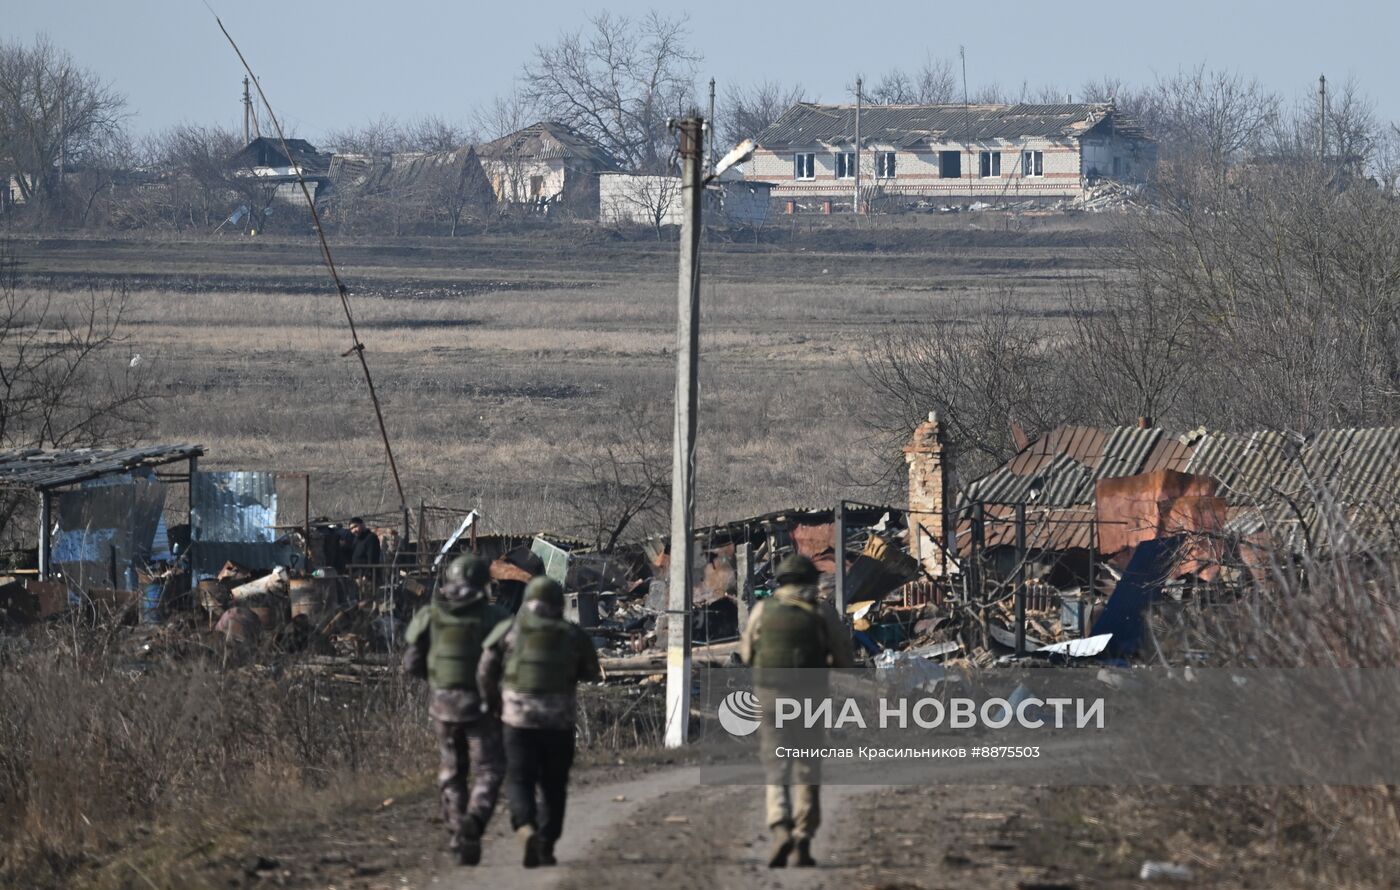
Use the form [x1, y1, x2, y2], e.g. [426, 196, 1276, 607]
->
[739, 553, 854, 868]
[403, 554, 512, 866]
[478, 574, 602, 868]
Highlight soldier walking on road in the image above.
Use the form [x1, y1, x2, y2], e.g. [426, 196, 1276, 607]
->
[479, 575, 602, 868]
[402, 555, 511, 866]
[739, 554, 854, 868]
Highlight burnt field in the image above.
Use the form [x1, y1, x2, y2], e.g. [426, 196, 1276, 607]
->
[7, 214, 1121, 534]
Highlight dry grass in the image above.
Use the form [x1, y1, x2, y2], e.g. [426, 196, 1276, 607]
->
[7, 219, 1103, 530]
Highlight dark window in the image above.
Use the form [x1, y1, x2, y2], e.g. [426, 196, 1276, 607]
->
[1112, 156, 1122, 176]
[794, 153, 815, 180]
[530, 175, 545, 197]
[939, 150, 961, 178]
[979, 150, 1001, 177]
[1021, 150, 1043, 177]
[835, 152, 855, 179]
[876, 151, 896, 179]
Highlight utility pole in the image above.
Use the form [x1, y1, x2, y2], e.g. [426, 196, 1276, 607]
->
[665, 117, 704, 749]
[853, 77, 862, 214]
[243, 76, 252, 144]
[1318, 74, 1328, 164]
[707, 78, 716, 174]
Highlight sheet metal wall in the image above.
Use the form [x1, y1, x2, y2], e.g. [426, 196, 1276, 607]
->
[53, 475, 167, 591]
[191, 471, 297, 577]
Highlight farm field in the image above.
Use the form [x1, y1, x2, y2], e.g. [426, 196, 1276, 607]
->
[7, 214, 1117, 537]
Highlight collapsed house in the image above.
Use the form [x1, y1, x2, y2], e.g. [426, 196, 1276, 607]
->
[323, 145, 496, 233]
[228, 136, 331, 207]
[476, 121, 621, 216]
[906, 416, 1400, 657]
[750, 101, 1155, 211]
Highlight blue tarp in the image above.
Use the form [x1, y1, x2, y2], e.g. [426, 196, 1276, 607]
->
[1091, 535, 1183, 660]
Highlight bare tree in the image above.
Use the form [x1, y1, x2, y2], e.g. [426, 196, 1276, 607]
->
[1147, 65, 1279, 172]
[522, 11, 700, 171]
[0, 250, 152, 538]
[140, 124, 244, 229]
[565, 400, 669, 552]
[0, 36, 127, 217]
[859, 291, 1076, 484]
[870, 56, 958, 105]
[473, 87, 540, 208]
[721, 79, 805, 147]
[1065, 276, 1197, 425]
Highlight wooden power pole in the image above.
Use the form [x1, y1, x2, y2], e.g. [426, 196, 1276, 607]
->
[665, 117, 705, 749]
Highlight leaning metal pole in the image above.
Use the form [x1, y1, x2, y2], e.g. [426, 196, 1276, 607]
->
[665, 118, 704, 749]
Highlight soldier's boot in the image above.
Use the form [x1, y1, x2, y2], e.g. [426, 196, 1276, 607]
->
[539, 838, 557, 866]
[767, 825, 795, 868]
[517, 824, 541, 869]
[792, 836, 816, 867]
[455, 816, 482, 867]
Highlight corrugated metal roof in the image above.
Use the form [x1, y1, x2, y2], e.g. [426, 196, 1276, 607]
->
[0, 445, 204, 491]
[757, 102, 1152, 151]
[958, 424, 1400, 554]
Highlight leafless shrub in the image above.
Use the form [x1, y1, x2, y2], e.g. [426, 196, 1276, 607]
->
[859, 290, 1076, 487]
[563, 399, 670, 552]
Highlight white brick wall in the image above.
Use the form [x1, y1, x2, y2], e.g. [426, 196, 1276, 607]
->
[750, 136, 1092, 200]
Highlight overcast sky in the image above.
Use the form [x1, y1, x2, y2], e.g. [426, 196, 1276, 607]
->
[9, 0, 1399, 141]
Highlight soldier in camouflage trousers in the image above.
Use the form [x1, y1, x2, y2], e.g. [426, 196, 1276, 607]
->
[479, 575, 602, 868]
[403, 555, 512, 866]
[740, 554, 853, 869]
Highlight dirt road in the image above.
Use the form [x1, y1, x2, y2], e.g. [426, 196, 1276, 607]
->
[416, 766, 1120, 890]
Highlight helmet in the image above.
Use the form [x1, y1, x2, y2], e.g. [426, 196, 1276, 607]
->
[524, 575, 565, 609]
[774, 554, 819, 585]
[445, 555, 491, 589]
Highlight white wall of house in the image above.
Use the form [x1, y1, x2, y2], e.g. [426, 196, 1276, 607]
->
[750, 135, 1131, 201]
[598, 173, 683, 225]
[480, 157, 567, 203]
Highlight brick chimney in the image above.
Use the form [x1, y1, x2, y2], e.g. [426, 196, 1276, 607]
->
[904, 411, 955, 577]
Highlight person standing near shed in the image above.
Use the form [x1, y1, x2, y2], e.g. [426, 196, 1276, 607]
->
[478, 575, 602, 868]
[740, 553, 854, 868]
[402, 555, 511, 866]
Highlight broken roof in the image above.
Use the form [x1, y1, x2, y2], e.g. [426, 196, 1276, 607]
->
[758, 102, 1151, 151]
[958, 424, 1400, 553]
[325, 145, 493, 201]
[229, 137, 330, 175]
[476, 121, 622, 170]
[0, 444, 204, 491]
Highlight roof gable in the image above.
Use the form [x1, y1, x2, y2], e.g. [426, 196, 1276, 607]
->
[477, 121, 621, 170]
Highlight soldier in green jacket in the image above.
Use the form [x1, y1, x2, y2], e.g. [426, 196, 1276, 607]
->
[739, 553, 854, 869]
[479, 575, 602, 868]
[402, 555, 511, 866]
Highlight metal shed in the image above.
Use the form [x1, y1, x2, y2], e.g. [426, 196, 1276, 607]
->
[0, 444, 204, 583]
